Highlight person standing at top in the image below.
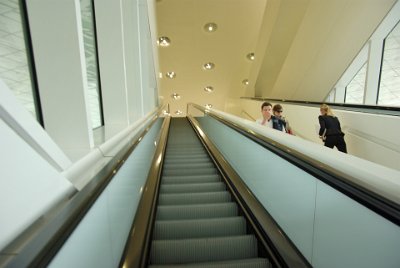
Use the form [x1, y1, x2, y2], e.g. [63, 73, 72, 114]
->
[272, 104, 293, 134]
[318, 104, 347, 153]
[256, 102, 286, 132]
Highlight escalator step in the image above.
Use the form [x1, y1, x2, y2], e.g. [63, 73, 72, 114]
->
[163, 162, 215, 170]
[163, 167, 218, 176]
[150, 235, 258, 265]
[160, 182, 225, 194]
[161, 174, 220, 184]
[164, 157, 212, 165]
[156, 203, 237, 220]
[158, 191, 230, 205]
[153, 217, 246, 239]
[149, 258, 271, 268]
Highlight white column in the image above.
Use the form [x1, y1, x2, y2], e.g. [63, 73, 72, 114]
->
[26, 0, 94, 161]
[121, 0, 144, 123]
[364, 39, 384, 105]
[95, 0, 130, 138]
[335, 86, 346, 103]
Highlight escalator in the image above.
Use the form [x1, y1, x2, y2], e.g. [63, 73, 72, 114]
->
[149, 118, 271, 267]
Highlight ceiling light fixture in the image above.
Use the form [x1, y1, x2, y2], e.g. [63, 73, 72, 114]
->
[205, 104, 213, 109]
[203, 62, 215, 70]
[246, 53, 255, 61]
[175, 110, 183, 115]
[204, 23, 217, 33]
[242, 79, 249, 85]
[171, 93, 181, 100]
[157, 36, 171, 47]
[204, 86, 214, 93]
[165, 71, 176, 79]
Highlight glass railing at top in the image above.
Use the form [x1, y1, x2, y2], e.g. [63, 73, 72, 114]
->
[187, 103, 400, 268]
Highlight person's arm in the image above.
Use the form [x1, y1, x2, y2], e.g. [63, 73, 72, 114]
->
[318, 116, 326, 137]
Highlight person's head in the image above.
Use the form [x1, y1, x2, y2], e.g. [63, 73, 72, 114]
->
[273, 104, 283, 118]
[261, 102, 272, 119]
[320, 104, 334, 116]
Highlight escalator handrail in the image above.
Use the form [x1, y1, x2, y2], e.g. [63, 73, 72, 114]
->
[188, 115, 312, 268]
[188, 103, 400, 226]
[119, 116, 171, 268]
[1, 110, 165, 268]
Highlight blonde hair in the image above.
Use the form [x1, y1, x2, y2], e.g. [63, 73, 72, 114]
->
[320, 104, 334, 116]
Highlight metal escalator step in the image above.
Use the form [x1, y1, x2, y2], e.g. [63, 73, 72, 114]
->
[158, 191, 230, 205]
[156, 203, 237, 220]
[150, 235, 258, 265]
[149, 258, 271, 268]
[164, 157, 212, 165]
[163, 162, 215, 170]
[153, 217, 246, 240]
[163, 167, 218, 176]
[161, 174, 220, 184]
[160, 182, 225, 194]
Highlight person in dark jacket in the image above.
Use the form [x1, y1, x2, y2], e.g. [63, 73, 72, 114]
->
[318, 104, 347, 153]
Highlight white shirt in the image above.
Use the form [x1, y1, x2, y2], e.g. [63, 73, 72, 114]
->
[256, 117, 273, 128]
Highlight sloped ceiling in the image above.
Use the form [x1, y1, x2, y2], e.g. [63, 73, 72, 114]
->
[155, 0, 396, 114]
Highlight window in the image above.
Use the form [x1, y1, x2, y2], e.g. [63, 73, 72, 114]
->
[345, 63, 367, 104]
[0, 1, 39, 121]
[80, 0, 103, 128]
[378, 22, 400, 107]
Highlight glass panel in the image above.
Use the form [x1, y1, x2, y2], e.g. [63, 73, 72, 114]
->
[80, 0, 103, 129]
[49, 118, 163, 267]
[195, 115, 400, 267]
[0, 1, 37, 120]
[378, 22, 400, 107]
[345, 63, 367, 104]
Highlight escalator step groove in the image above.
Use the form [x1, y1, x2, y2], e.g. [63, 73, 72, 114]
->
[160, 182, 225, 194]
[161, 174, 221, 184]
[153, 217, 246, 239]
[150, 235, 258, 265]
[149, 258, 271, 268]
[156, 203, 237, 220]
[158, 191, 230, 205]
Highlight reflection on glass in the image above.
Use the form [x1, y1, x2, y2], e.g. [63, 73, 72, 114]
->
[80, 0, 103, 129]
[0, 1, 37, 120]
[345, 63, 366, 104]
[378, 22, 400, 107]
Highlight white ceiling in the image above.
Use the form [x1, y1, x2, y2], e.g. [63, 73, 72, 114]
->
[155, 0, 397, 115]
[155, 0, 267, 115]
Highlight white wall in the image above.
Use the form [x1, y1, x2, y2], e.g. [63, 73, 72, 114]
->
[232, 99, 400, 171]
[0, 81, 75, 251]
[1, 0, 160, 253]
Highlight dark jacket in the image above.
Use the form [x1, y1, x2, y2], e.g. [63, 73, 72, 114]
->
[272, 116, 287, 132]
[318, 115, 344, 136]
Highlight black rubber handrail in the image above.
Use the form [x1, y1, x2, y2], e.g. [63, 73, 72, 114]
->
[0, 111, 165, 268]
[188, 103, 400, 226]
[119, 116, 171, 268]
[188, 115, 312, 268]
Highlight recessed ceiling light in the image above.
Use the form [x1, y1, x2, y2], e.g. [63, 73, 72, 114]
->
[171, 93, 181, 100]
[242, 79, 249, 85]
[246, 53, 255, 61]
[203, 62, 215, 70]
[162, 110, 169, 115]
[204, 23, 217, 32]
[204, 86, 214, 93]
[159, 72, 163, 78]
[157, 36, 171, 47]
[175, 110, 183, 115]
[166, 71, 176, 79]
[205, 104, 213, 109]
